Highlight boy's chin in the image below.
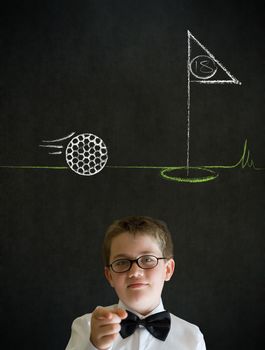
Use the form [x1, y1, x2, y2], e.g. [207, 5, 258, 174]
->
[121, 294, 159, 315]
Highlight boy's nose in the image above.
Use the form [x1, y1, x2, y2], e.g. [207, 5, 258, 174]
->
[128, 261, 144, 278]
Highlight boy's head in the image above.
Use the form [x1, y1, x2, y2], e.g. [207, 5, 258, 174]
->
[103, 216, 175, 315]
[103, 216, 174, 265]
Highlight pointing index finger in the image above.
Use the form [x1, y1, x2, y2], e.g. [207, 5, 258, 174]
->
[93, 306, 113, 320]
[113, 307, 128, 320]
[93, 306, 127, 321]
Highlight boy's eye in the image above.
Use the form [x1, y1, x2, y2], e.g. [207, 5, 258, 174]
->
[140, 255, 156, 265]
[114, 259, 129, 267]
[142, 256, 152, 262]
[110, 259, 131, 272]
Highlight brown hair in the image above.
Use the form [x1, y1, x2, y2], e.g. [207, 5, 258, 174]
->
[103, 216, 174, 265]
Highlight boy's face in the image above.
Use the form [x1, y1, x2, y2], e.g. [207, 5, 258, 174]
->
[105, 232, 175, 315]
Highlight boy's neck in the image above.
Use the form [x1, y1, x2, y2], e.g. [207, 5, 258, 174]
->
[118, 299, 164, 318]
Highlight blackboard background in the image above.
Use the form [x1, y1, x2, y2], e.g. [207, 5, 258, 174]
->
[1, 1, 264, 349]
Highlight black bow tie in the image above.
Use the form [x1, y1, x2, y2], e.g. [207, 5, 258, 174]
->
[120, 310, 171, 341]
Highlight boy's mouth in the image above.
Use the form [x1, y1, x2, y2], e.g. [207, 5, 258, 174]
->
[127, 282, 148, 289]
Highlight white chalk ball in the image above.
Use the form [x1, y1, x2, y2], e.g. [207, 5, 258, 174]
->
[65, 133, 108, 176]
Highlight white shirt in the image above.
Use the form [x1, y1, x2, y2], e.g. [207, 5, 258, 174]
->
[65, 300, 206, 350]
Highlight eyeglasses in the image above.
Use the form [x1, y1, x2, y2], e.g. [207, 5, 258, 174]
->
[107, 255, 168, 273]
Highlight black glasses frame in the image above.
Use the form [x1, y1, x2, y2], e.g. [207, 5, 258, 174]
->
[107, 255, 168, 273]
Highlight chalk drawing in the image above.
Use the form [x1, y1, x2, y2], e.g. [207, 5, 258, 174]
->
[1, 138, 263, 182]
[65, 133, 108, 176]
[1, 31, 263, 183]
[41, 132, 76, 143]
[39, 132, 108, 176]
[186, 30, 242, 179]
[38, 145, 63, 155]
[39, 132, 76, 155]
[108, 139, 264, 183]
[188, 31, 242, 85]
[190, 55, 217, 80]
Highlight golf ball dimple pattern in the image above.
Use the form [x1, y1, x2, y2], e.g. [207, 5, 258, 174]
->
[66, 133, 108, 176]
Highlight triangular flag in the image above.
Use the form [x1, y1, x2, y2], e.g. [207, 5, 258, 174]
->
[188, 30, 241, 85]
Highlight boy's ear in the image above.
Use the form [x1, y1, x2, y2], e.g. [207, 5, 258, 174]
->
[164, 258, 175, 281]
[104, 266, 114, 287]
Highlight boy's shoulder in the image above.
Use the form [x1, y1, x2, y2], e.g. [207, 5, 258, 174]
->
[170, 312, 200, 330]
[168, 312, 204, 345]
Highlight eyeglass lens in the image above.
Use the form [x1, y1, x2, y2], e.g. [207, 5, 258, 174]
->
[111, 255, 159, 272]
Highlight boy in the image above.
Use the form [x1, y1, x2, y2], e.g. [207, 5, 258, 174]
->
[66, 216, 206, 349]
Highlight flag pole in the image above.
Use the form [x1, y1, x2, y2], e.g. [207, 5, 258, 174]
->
[186, 30, 191, 176]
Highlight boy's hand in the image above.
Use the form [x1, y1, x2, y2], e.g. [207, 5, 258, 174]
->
[90, 306, 127, 350]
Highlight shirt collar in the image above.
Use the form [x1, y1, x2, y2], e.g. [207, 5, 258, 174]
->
[118, 299, 165, 319]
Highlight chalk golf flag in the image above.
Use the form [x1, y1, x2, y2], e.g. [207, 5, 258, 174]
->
[185, 30, 242, 178]
[188, 30, 242, 85]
